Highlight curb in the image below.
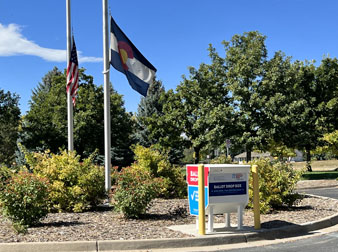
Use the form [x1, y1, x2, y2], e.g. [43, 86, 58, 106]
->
[1, 195, 338, 252]
[0, 241, 97, 252]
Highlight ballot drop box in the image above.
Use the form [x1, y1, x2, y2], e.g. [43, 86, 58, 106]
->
[186, 164, 250, 232]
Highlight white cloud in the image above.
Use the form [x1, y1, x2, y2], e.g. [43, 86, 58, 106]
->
[0, 23, 102, 63]
[79, 56, 102, 63]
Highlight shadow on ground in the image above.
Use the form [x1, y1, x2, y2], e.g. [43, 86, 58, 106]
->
[139, 207, 189, 221]
[33, 220, 87, 228]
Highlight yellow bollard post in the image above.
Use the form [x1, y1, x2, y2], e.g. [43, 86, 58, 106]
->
[198, 164, 206, 235]
[252, 165, 261, 229]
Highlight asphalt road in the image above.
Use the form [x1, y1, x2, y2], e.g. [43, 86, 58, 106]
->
[297, 187, 338, 200]
[219, 187, 338, 252]
[222, 232, 338, 252]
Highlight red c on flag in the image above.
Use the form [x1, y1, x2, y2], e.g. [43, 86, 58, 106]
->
[117, 41, 134, 70]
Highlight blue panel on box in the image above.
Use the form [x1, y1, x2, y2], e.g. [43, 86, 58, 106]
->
[209, 181, 246, 196]
[188, 185, 208, 216]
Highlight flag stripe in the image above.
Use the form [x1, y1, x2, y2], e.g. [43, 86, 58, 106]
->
[66, 63, 75, 92]
[110, 16, 156, 97]
[124, 71, 151, 97]
[110, 43, 156, 85]
[66, 36, 79, 106]
[110, 17, 156, 71]
[111, 50, 151, 96]
[71, 69, 79, 96]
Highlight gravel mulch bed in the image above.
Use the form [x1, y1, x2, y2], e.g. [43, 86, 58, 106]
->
[1, 195, 338, 243]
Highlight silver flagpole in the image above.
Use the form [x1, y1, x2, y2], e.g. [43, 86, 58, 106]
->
[102, 0, 111, 195]
[66, 0, 74, 151]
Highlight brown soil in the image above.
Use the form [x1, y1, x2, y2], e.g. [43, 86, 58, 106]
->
[1, 194, 338, 243]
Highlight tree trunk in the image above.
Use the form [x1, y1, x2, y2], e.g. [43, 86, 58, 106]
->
[246, 148, 252, 163]
[306, 147, 312, 172]
[194, 147, 200, 164]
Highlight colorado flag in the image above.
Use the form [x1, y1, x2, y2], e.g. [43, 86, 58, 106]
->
[110, 17, 157, 96]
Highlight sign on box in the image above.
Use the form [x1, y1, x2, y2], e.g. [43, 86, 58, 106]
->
[209, 181, 247, 196]
[188, 185, 208, 216]
[186, 165, 209, 186]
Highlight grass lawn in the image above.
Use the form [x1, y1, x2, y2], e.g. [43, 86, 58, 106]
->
[292, 159, 338, 171]
[291, 159, 338, 180]
[301, 170, 338, 180]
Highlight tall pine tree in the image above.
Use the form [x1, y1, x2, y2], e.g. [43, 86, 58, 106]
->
[21, 67, 134, 167]
[135, 79, 165, 147]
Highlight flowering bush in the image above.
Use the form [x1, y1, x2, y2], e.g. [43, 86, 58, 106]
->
[0, 171, 49, 232]
[248, 159, 304, 213]
[26, 150, 105, 212]
[113, 167, 162, 218]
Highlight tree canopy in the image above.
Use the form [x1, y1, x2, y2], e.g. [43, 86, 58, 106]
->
[164, 46, 234, 163]
[21, 67, 134, 167]
[0, 89, 20, 166]
[223, 31, 268, 161]
[2, 30, 338, 168]
[134, 79, 166, 148]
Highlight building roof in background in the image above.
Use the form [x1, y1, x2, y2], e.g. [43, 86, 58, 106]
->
[235, 152, 271, 159]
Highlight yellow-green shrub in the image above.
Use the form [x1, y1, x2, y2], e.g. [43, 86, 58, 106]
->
[248, 159, 303, 213]
[210, 154, 232, 164]
[131, 145, 186, 198]
[26, 150, 105, 212]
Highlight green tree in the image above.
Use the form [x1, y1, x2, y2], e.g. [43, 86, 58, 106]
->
[261, 53, 337, 170]
[223, 31, 268, 161]
[266, 140, 296, 161]
[314, 57, 338, 159]
[21, 67, 134, 167]
[108, 90, 135, 167]
[134, 79, 166, 147]
[135, 79, 186, 164]
[315, 57, 338, 133]
[142, 88, 187, 164]
[208, 44, 237, 155]
[0, 89, 21, 166]
[166, 51, 234, 163]
[260, 51, 299, 159]
[318, 130, 338, 157]
[21, 67, 66, 153]
[32, 67, 63, 97]
[291, 61, 320, 170]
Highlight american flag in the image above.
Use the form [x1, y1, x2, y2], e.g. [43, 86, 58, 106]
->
[66, 37, 79, 106]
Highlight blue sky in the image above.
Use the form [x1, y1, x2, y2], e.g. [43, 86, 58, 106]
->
[0, 0, 337, 114]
